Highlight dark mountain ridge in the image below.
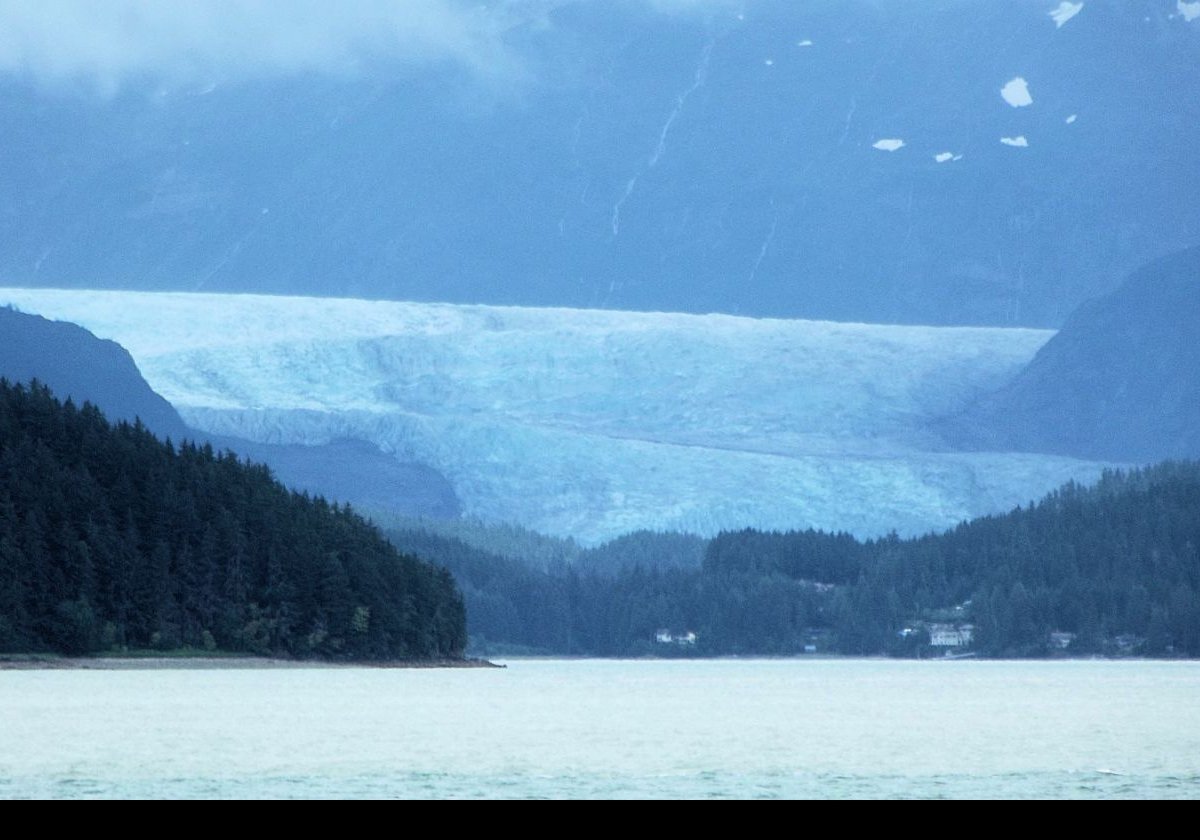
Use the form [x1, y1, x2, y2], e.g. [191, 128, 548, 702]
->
[946, 245, 1200, 462]
[0, 305, 189, 440]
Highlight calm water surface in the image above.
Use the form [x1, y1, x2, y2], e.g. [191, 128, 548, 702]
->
[1, 659, 1197, 799]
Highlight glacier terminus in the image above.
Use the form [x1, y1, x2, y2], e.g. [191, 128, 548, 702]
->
[0, 289, 1112, 544]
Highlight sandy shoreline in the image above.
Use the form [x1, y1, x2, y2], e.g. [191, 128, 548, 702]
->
[0, 655, 502, 670]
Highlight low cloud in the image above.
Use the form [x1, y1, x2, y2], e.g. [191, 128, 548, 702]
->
[0, 0, 554, 93]
[0, 0, 746, 96]
[644, 0, 744, 13]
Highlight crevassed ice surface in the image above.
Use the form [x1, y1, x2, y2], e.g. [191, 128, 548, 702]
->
[0, 289, 1110, 543]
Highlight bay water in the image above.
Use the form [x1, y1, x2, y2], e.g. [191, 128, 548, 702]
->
[2, 658, 1197, 799]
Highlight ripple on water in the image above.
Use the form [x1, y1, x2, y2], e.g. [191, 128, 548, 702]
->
[2, 660, 1198, 799]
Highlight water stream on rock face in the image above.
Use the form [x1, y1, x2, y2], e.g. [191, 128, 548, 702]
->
[2, 658, 1197, 799]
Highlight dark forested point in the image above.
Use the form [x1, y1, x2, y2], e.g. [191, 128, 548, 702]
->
[0, 379, 466, 661]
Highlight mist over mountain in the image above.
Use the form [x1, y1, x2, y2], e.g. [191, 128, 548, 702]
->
[947, 245, 1200, 462]
[2, 1, 1197, 326]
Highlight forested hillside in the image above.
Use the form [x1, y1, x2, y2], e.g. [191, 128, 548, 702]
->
[837, 463, 1200, 656]
[0, 380, 465, 660]
[394, 464, 1200, 658]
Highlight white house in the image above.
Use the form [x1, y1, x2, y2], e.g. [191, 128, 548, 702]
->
[929, 623, 974, 647]
[655, 629, 698, 646]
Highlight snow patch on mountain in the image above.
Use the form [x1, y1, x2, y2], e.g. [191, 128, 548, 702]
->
[0, 289, 1112, 544]
[1048, 3, 1084, 28]
[1001, 77, 1033, 108]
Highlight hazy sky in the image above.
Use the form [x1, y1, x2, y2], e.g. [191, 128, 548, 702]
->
[0, 0, 734, 94]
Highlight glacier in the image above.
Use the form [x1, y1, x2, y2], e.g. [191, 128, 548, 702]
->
[0, 289, 1113, 544]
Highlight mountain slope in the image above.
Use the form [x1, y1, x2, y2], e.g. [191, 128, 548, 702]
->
[0, 305, 459, 518]
[1, 1, 1197, 326]
[0, 305, 189, 440]
[213, 436, 459, 520]
[0, 288, 1114, 544]
[948, 245, 1200, 462]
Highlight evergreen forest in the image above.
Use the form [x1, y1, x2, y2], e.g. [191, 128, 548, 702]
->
[391, 465, 1200, 658]
[0, 379, 466, 660]
[3, 377, 1197, 662]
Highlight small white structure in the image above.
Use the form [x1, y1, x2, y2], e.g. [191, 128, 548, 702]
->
[1049, 631, 1076, 650]
[929, 623, 974, 647]
[655, 629, 697, 646]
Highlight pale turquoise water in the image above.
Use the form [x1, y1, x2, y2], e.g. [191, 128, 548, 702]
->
[1, 659, 1198, 799]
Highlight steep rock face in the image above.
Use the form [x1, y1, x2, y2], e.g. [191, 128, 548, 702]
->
[0, 2, 1197, 326]
[947, 246, 1200, 462]
[0, 305, 190, 440]
[0, 305, 459, 518]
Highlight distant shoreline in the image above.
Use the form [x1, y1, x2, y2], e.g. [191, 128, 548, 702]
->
[0, 655, 503, 671]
